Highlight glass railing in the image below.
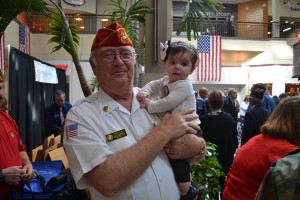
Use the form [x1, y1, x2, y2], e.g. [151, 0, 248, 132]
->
[29, 14, 300, 39]
[173, 17, 300, 39]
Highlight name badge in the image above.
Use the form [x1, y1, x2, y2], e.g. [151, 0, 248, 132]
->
[106, 129, 127, 143]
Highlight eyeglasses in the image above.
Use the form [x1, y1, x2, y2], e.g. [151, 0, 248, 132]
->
[100, 51, 135, 62]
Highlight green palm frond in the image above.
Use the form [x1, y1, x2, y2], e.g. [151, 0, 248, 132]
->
[48, 13, 79, 54]
[177, 0, 224, 40]
[106, 0, 153, 51]
[0, 0, 91, 97]
[47, 5, 80, 55]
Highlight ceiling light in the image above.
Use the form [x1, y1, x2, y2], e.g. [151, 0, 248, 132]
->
[79, 26, 85, 29]
[75, 17, 82, 21]
[101, 19, 109, 22]
[63, 0, 85, 6]
[283, 27, 291, 32]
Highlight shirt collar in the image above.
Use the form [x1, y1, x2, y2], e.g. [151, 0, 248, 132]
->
[95, 87, 140, 116]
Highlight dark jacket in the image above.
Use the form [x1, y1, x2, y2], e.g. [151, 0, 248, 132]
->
[200, 111, 238, 188]
[241, 105, 270, 145]
[45, 101, 72, 137]
[222, 97, 238, 124]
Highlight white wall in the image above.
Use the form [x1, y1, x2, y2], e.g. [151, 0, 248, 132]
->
[268, 0, 300, 18]
[44, 60, 94, 105]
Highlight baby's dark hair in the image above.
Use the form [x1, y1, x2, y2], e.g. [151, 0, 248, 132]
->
[165, 41, 198, 72]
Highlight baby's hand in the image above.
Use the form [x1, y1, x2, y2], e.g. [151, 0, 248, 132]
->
[137, 91, 149, 103]
[140, 98, 150, 109]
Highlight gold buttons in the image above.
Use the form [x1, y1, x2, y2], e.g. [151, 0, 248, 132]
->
[103, 106, 109, 112]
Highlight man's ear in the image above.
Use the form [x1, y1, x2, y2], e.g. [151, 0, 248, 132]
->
[89, 57, 96, 70]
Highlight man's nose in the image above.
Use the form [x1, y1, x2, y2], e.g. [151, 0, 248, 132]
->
[113, 54, 124, 65]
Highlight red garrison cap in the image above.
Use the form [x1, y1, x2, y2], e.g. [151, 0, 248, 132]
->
[91, 22, 132, 51]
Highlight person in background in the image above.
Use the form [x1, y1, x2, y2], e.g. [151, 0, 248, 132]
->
[63, 22, 205, 200]
[195, 92, 207, 118]
[262, 88, 276, 114]
[239, 95, 249, 120]
[200, 90, 238, 193]
[0, 73, 37, 200]
[199, 87, 210, 113]
[137, 40, 204, 200]
[199, 87, 208, 101]
[44, 90, 72, 137]
[279, 92, 288, 101]
[272, 95, 280, 106]
[223, 96, 300, 200]
[223, 89, 228, 98]
[241, 84, 270, 146]
[222, 88, 239, 124]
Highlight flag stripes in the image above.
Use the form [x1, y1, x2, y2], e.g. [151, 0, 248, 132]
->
[197, 35, 221, 81]
[19, 23, 30, 54]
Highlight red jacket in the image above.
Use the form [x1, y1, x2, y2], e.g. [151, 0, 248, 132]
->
[0, 109, 26, 196]
[223, 134, 298, 200]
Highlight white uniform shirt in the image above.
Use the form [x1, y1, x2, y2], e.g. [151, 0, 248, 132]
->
[142, 76, 200, 125]
[63, 87, 180, 200]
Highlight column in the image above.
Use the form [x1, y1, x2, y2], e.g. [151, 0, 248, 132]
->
[271, 0, 280, 38]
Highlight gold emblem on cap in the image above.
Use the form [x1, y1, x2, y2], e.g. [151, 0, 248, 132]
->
[103, 106, 109, 112]
[120, 32, 128, 44]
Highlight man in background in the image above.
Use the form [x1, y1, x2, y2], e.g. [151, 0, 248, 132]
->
[241, 84, 270, 146]
[45, 90, 72, 137]
[222, 88, 239, 124]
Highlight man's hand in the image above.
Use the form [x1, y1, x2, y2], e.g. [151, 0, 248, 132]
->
[2, 166, 25, 185]
[156, 108, 200, 141]
[165, 135, 206, 162]
[21, 164, 37, 182]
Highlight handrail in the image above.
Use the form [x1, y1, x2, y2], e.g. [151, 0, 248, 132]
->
[29, 14, 300, 39]
[172, 17, 300, 39]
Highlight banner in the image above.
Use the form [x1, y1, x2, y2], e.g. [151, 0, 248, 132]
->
[34, 60, 58, 84]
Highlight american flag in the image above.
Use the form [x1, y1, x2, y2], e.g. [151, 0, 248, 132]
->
[197, 35, 221, 81]
[19, 23, 30, 54]
[66, 123, 78, 138]
[0, 33, 4, 74]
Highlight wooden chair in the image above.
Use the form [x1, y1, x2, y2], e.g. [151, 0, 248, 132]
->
[32, 145, 43, 161]
[43, 134, 54, 149]
[48, 147, 69, 169]
[35, 149, 46, 162]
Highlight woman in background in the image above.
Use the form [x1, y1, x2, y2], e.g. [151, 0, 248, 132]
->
[200, 90, 238, 192]
[223, 96, 300, 200]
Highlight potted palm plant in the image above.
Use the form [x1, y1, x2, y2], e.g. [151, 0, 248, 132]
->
[191, 142, 225, 200]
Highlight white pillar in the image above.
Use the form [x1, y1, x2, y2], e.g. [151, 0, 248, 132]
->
[271, 0, 280, 38]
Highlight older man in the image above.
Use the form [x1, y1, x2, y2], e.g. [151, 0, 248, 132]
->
[241, 84, 270, 146]
[222, 88, 239, 124]
[0, 73, 36, 199]
[63, 22, 206, 200]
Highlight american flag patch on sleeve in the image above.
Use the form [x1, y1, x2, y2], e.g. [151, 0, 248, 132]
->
[66, 123, 78, 138]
